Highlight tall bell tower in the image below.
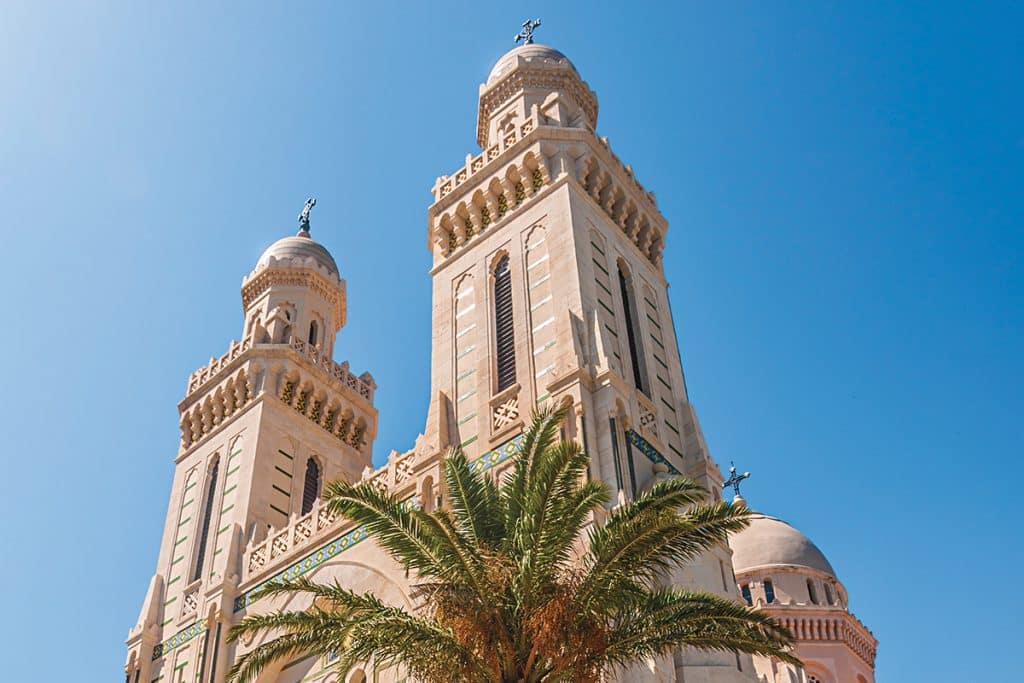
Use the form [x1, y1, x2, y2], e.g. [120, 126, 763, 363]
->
[422, 38, 757, 681]
[125, 210, 379, 683]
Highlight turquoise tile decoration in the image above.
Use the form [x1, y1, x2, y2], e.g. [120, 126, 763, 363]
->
[625, 429, 681, 475]
[231, 433, 522, 614]
[152, 620, 207, 660]
[469, 433, 523, 474]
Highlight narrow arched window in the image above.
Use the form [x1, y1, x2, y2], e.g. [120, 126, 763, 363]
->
[192, 458, 220, 582]
[807, 578, 819, 604]
[824, 582, 835, 605]
[493, 255, 516, 392]
[308, 320, 319, 346]
[301, 458, 321, 515]
[740, 583, 752, 605]
[618, 264, 649, 395]
[763, 579, 775, 604]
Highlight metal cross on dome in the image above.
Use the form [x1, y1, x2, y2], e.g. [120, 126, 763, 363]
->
[298, 197, 316, 233]
[514, 18, 541, 45]
[722, 462, 750, 497]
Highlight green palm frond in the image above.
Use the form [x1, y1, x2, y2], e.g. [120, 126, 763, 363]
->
[444, 446, 503, 549]
[228, 409, 797, 682]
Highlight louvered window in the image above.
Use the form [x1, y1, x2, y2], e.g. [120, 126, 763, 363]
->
[618, 265, 649, 395]
[192, 458, 219, 582]
[494, 255, 516, 392]
[301, 458, 321, 515]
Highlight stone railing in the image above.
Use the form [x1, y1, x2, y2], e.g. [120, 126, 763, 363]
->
[242, 449, 421, 582]
[434, 114, 539, 201]
[185, 335, 374, 402]
[187, 333, 255, 395]
[244, 498, 341, 577]
[286, 339, 374, 401]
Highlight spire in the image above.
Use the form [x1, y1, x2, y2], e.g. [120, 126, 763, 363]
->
[297, 197, 316, 236]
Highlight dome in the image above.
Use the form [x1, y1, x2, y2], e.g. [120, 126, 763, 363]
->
[486, 43, 576, 84]
[257, 233, 339, 278]
[730, 513, 836, 577]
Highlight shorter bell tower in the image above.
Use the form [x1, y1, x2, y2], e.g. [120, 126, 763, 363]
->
[125, 205, 378, 683]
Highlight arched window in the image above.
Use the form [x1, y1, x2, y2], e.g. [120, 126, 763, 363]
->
[763, 579, 775, 604]
[493, 255, 516, 392]
[824, 582, 835, 605]
[308, 320, 319, 346]
[807, 578, 819, 604]
[301, 458, 321, 516]
[740, 583, 752, 606]
[192, 457, 220, 582]
[617, 263, 649, 395]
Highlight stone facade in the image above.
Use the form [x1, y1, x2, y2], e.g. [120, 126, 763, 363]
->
[125, 41, 875, 683]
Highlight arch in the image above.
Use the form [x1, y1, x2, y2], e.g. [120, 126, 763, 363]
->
[740, 583, 752, 606]
[807, 578, 819, 604]
[763, 578, 775, 604]
[824, 581, 835, 605]
[617, 259, 649, 395]
[301, 457, 322, 516]
[308, 319, 319, 346]
[191, 454, 221, 582]
[420, 475, 435, 512]
[492, 253, 516, 392]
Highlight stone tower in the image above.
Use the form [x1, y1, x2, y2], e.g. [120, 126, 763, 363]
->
[422, 42, 757, 681]
[124, 222, 379, 683]
[126, 39, 763, 683]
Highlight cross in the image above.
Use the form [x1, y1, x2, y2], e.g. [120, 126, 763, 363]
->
[722, 462, 750, 497]
[298, 197, 316, 233]
[514, 18, 541, 45]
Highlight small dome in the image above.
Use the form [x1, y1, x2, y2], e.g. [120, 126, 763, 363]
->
[486, 43, 576, 84]
[257, 233, 339, 278]
[730, 513, 836, 577]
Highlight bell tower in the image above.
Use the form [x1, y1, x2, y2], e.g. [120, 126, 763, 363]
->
[422, 38, 757, 682]
[125, 208, 378, 683]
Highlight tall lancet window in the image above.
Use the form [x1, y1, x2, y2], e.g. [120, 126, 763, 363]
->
[618, 264, 649, 395]
[192, 457, 220, 582]
[493, 255, 516, 392]
[308, 320, 319, 346]
[301, 458, 321, 515]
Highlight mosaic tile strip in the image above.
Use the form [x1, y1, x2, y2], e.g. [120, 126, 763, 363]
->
[152, 620, 207, 660]
[234, 521, 372, 612]
[626, 429, 681, 475]
[469, 434, 523, 474]
[232, 435, 523, 613]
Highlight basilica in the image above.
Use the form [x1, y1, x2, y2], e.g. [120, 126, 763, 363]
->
[125, 35, 877, 683]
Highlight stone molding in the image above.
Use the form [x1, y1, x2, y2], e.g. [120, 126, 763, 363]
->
[241, 265, 346, 329]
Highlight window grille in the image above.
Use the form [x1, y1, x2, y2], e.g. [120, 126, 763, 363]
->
[494, 255, 516, 391]
[192, 459, 219, 582]
[301, 458, 321, 515]
[618, 265, 649, 394]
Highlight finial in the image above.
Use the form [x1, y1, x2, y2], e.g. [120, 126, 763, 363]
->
[722, 461, 750, 498]
[297, 197, 316, 236]
[514, 18, 541, 45]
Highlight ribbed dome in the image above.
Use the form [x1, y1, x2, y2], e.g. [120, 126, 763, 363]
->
[486, 43, 576, 84]
[730, 514, 836, 577]
[257, 233, 338, 278]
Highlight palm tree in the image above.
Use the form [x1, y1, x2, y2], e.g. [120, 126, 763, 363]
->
[228, 406, 797, 682]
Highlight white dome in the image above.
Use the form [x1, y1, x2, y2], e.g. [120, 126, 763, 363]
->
[257, 233, 339, 278]
[486, 43, 576, 84]
[730, 513, 836, 577]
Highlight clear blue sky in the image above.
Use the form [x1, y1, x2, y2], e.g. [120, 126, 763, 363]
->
[1, 2, 1020, 680]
